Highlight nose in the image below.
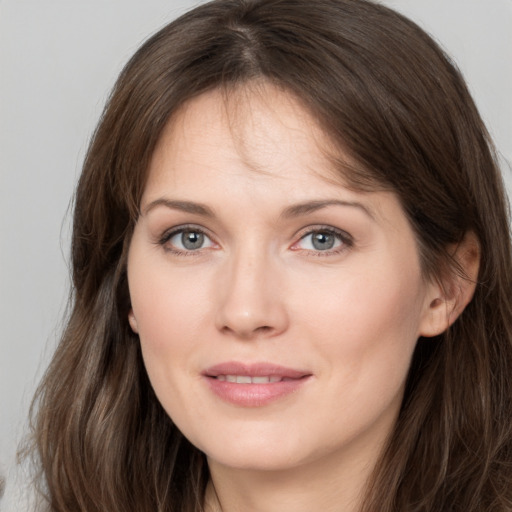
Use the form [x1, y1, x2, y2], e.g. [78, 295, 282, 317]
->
[214, 248, 289, 340]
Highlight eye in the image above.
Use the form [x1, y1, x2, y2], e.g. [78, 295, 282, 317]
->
[160, 227, 215, 253]
[292, 227, 352, 254]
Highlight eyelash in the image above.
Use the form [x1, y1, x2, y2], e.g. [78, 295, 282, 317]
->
[157, 224, 353, 257]
[292, 226, 353, 257]
[158, 224, 215, 257]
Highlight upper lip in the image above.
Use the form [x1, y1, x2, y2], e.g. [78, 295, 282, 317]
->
[203, 361, 311, 379]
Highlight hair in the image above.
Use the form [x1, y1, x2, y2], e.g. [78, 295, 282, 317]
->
[27, 0, 512, 510]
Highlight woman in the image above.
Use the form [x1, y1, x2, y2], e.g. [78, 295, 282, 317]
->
[29, 0, 512, 510]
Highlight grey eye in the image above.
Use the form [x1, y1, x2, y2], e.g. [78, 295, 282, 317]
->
[311, 232, 336, 250]
[295, 229, 346, 252]
[181, 231, 205, 250]
[168, 229, 213, 251]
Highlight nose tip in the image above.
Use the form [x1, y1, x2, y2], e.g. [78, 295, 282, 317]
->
[214, 257, 288, 340]
[219, 312, 279, 339]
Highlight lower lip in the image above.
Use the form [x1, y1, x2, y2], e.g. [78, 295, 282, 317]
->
[204, 376, 310, 407]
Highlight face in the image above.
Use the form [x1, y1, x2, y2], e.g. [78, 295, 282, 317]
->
[127, 84, 438, 474]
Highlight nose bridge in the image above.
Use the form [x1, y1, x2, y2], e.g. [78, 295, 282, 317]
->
[215, 241, 288, 339]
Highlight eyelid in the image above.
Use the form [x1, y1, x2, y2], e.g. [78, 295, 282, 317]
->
[290, 225, 354, 255]
[157, 224, 218, 254]
[155, 223, 353, 257]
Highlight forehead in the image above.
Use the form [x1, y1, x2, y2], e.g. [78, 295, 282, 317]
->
[146, 83, 350, 192]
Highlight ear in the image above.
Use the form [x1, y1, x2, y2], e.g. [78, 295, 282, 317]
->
[128, 308, 139, 334]
[419, 231, 480, 337]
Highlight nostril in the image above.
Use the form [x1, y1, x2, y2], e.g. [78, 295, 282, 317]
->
[220, 323, 275, 339]
[255, 325, 273, 333]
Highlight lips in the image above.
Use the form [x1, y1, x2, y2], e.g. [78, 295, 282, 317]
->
[215, 375, 286, 383]
[203, 362, 312, 407]
[204, 361, 309, 379]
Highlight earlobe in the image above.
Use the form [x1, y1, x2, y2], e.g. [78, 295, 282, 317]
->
[419, 231, 480, 338]
[128, 309, 139, 334]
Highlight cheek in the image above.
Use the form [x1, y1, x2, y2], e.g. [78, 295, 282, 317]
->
[128, 259, 213, 393]
[299, 262, 424, 340]
[292, 268, 424, 440]
[295, 260, 425, 393]
[129, 271, 213, 435]
[130, 256, 210, 338]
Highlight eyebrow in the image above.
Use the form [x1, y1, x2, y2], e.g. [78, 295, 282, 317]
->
[142, 198, 375, 220]
[280, 199, 375, 220]
[142, 199, 215, 217]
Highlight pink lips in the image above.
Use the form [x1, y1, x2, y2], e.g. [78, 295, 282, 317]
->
[203, 362, 312, 407]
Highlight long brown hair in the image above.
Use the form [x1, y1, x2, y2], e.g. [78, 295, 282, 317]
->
[29, 0, 512, 510]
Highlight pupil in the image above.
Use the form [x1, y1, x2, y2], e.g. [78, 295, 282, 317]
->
[312, 232, 335, 250]
[182, 231, 204, 250]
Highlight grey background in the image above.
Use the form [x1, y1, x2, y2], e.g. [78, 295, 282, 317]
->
[1, 0, 511, 508]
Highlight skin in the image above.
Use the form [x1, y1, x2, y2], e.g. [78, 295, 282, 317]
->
[127, 84, 458, 512]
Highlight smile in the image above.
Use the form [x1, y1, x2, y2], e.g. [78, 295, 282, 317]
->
[214, 375, 292, 383]
[203, 362, 312, 407]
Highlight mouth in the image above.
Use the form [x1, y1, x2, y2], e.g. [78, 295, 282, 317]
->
[204, 361, 310, 380]
[202, 362, 312, 407]
[213, 375, 298, 383]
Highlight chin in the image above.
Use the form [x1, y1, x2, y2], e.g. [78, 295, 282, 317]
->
[192, 425, 334, 473]
[206, 447, 306, 472]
